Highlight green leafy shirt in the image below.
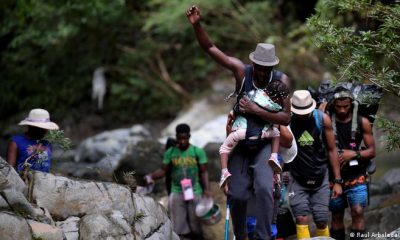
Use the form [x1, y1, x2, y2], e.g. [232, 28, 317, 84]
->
[163, 145, 207, 196]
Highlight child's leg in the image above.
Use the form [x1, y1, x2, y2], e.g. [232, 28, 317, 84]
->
[267, 130, 282, 174]
[218, 129, 246, 188]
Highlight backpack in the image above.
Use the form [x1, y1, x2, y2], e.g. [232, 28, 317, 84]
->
[164, 145, 203, 195]
[232, 65, 283, 151]
[309, 80, 383, 124]
[309, 80, 382, 175]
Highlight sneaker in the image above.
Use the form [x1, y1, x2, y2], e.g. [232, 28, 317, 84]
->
[219, 171, 232, 188]
[268, 158, 282, 174]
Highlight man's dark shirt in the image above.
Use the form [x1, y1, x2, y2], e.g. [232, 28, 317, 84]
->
[290, 112, 327, 188]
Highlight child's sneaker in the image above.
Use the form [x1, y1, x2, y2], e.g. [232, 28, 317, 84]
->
[219, 169, 232, 188]
[268, 153, 282, 174]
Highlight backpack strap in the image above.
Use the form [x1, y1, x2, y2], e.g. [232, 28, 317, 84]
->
[243, 65, 254, 93]
[351, 101, 359, 143]
[271, 70, 283, 82]
[331, 100, 360, 152]
[313, 109, 324, 144]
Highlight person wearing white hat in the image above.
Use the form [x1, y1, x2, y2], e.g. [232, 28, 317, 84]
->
[287, 90, 342, 239]
[187, 5, 291, 240]
[6, 108, 59, 173]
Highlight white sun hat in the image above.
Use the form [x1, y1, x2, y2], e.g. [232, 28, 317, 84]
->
[18, 108, 59, 130]
[291, 90, 316, 115]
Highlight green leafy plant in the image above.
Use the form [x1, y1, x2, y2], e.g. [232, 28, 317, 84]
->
[308, 0, 400, 150]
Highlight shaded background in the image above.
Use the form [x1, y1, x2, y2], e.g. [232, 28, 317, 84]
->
[0, 0, 399, 178]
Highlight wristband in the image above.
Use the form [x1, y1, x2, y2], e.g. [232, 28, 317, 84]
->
[355, 150, 361, 160]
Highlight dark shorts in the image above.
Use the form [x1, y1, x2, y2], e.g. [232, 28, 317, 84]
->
[329, 184, 368, 212]
[288, 172, 330, 223]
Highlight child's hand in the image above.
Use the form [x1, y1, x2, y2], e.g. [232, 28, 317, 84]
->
[226, 111, 235, 136]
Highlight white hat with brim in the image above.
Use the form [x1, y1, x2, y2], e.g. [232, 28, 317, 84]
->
[279, 126, 297, 164]
[249, 43, 280, 66]
[291, 90, 316, 115]
[18, 108, 59, 130]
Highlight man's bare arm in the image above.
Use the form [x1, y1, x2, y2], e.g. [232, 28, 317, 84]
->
[186, 5, 245, 83]
[6, 141, 17, 168]
[359, 117, 376, 161]
[323, 113, 341, 179]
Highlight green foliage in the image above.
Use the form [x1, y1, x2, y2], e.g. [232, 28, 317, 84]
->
[308, 0, 400, 150]
[0, 0, 324, 125]
[308, 0, 400, 94]
[43, 130, 73, 151]
[376, 116, 400, 151]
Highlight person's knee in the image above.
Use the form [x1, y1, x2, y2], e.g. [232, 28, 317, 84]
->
[315, 221, 328, 229]
[332, 211, 345, 223]
[351, 205, 364, 222]
[295, 215, 309, 225]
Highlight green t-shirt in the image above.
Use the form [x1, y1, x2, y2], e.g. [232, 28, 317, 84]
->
[163, 145, 207, 196]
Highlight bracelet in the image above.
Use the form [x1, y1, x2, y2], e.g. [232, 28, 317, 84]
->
[355, 150, 361, 159]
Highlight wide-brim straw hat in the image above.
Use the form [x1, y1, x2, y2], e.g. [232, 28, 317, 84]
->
[249, 43, 280, 66]
[291, 90, 316, 115]
[19, 108, 59, 130]
[279, 126, 298, 164]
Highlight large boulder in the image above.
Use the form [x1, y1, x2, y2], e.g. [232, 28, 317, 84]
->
[0, 157, 26, 194]
[28, 219, 64, 240]
[381, 168, 400, 187]
[0, 212, 33, 240]
[31, 171, 135, 223]
[114, 139, 164, 186]
[79, 211, 134, 240]
[74, 124, 151, 164]
[56, 216, 80, 240]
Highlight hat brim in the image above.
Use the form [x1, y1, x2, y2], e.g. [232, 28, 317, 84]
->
[280, 128, 298, 164]
[249, 52, 279, 66]
[291, 99, 316, 115]
[19, 121, 59, 130]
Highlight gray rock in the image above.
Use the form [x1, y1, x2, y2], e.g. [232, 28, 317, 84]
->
[79, 211, 134, 240]
[145, 220, 180, 240]
[0, 156, 27, 194]
[31, 172, 135, 223]
[381, 168, 400, 187]
[28, 219, 64, 240]
[365, 204, 400, 233]
[114, 139, 163, 185]
[0, 211, 33, 240]
[56, 216, 80, 240]
[133, 194, 169, 239]
[75, 124, 152, 163]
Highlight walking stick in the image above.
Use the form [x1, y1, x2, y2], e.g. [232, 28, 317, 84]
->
[225, 197, 231, 240]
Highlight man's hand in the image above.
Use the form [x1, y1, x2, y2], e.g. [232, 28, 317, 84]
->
[186, 5, 201, 25]
[239, 96, 257, 114]
[226, 111, 235, 136]
[331, 183, 342, 199]
[203, 189, 212, 198]
[338, 149, 356, 167]
[144, 174, 154, 185]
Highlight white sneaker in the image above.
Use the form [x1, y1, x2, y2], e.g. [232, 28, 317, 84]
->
[219, 171, 232, 188]
[268, 158, 282, 174]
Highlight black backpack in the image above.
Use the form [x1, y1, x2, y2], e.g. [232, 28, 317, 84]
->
[309, 81, 383, 174]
